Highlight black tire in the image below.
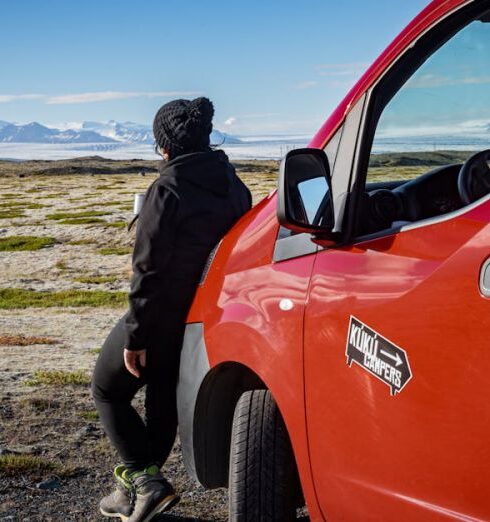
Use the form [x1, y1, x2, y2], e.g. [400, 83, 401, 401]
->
[228, 389, 300, 522]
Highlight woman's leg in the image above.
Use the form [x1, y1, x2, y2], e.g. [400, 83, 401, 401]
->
[144, 333, 181, 468]
[91, 315, 154, 473]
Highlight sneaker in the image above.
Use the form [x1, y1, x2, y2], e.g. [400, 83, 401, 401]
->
[99, 464, 135, 520]
[126, 465, 179, 522]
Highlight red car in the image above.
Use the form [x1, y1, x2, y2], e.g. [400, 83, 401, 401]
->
[177, 1, 490, 520]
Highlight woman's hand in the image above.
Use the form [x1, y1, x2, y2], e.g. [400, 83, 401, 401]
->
[124, 348, 146, 378]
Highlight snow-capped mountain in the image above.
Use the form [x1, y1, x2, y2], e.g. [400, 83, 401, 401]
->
[81, 120, 242, 145]
[81, 120, 153, 143]
[0, 122, 116, 144]
[0, 120, 242, 145]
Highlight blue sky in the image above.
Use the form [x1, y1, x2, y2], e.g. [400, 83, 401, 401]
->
[0, 0, 428, 136]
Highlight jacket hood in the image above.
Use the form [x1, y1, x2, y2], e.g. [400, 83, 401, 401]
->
[157, 149, 232, 197]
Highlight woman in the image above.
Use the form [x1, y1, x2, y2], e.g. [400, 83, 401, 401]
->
[91, 97, 252, 522]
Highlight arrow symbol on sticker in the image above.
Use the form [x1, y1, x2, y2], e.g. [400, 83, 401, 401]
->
[380, 348, 403, 367]
[345, 316, 412, 395]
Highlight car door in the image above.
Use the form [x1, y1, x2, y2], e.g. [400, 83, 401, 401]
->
[304, 209, 490, 521]
[304, 5, 490, 521]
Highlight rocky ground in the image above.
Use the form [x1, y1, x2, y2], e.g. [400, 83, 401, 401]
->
[0, 161, 279, 521]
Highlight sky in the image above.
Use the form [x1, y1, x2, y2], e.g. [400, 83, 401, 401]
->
[0, 0, 429, 136]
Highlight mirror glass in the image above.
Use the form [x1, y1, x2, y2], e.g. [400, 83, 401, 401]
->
[285, 152, 333, 229]
[297, 176, 329, 224]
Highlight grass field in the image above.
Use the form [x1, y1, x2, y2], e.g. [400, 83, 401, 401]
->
[0, 159, 279, 521]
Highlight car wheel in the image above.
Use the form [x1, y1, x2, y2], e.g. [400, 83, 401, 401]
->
[228, 389, 300, 521]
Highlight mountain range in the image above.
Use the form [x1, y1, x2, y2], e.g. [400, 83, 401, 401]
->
[0, 120, 241, 145]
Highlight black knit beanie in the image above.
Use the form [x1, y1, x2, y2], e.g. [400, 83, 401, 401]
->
[153, 97, 214, 158]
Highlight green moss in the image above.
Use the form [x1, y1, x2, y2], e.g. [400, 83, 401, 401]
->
[59, 217, 106, 225]
[0, 288, 127, 309]
[41, 193, 67, 198]
[73, 275, 118, 284]
[25, 370, 90, 387]
[0, 235, 57, 251]
[74, 201, 123, 209]
[89, 347, 102, 355]
[103, 222, 127, 229]
[47, 210, 110, 220]
[0, 202, 46, 210]
[78, 410, 99, 420]
[98, 247, 132, 256]
[67, 239, 97, 246]
[0, 209, 24, 219]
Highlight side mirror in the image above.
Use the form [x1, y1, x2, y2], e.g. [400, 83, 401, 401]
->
[277, 148, 335, 236]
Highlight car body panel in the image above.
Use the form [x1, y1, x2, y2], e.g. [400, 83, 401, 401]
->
[305, 201, 490, 520]
[181, 1, 489, 520]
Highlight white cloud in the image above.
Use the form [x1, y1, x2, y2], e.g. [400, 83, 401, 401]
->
[0, 94, 45, 103]
[0, 91, 202, 105]
[46, 90, 201, 104]
[222, 113, 283, 129]
[293, 81, 319, 90]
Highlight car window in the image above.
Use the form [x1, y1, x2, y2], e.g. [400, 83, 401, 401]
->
[367, 17, 490, 183]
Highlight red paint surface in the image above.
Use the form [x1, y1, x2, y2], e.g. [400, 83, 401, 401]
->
[188, 1, 488, 519]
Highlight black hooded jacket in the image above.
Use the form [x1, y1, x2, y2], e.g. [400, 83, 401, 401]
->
[124, 150, 252, 351]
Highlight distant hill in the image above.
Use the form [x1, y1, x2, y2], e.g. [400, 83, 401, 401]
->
[0, 122, 116, 144]
[369, 150, 470, 168]
[0, 120, 242, 146]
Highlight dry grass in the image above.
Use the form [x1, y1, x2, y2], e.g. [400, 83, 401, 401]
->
[73, 275, 119, 284]
[66, 238, 97, 246]
[25, 370, 91, 387]
[0, 334, 58, 346]
[0, 454, 60, 477]
[21, 396, 60, 411]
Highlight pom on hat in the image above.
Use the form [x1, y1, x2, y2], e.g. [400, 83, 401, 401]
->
[153, 97, 214, 158]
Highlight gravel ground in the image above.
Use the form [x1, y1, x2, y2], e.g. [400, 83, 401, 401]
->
[0, 167, 283, 521]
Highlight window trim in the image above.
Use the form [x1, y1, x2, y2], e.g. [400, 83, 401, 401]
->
[346, 0, 490, 243]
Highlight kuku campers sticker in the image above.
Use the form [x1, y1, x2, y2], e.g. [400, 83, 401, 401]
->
[346, 316, 412, 395]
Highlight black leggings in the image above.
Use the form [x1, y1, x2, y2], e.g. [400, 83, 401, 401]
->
[91, 315, 182, 473]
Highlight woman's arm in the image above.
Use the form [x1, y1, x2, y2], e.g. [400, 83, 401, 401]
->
[124, 183, 179, 352]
